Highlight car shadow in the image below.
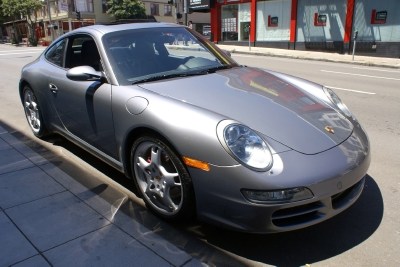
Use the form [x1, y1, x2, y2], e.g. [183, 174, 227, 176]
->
[5, 124, 383, 267]
[187, 174, 383, 266]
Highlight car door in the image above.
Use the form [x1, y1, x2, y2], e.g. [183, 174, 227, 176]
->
[46, 35, 118, 159]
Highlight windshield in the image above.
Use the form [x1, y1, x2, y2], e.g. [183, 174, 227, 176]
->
[102, 26, 239, 85]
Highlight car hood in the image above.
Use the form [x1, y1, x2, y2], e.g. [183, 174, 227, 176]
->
[139, 67, 353, 154]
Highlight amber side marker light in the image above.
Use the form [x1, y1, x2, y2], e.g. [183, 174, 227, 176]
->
[182, 156, 210, 171]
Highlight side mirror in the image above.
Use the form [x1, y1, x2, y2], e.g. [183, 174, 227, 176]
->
[222, 49, 231, 57]
[66, 66, 105, 82]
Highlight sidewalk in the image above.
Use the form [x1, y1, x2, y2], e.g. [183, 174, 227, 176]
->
[217, 44, 400, 69]
[168, 42, 400, 69]
[0, 124, 204, 267]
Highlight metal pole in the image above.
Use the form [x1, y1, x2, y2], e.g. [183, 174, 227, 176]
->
[184, 0, 187, 26]
[352, 30, 357, 61]
[249, 26, 251, 51]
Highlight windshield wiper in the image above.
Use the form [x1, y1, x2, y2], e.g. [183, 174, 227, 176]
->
[204, 65, 232, 73]
[131, 72, 207, 85]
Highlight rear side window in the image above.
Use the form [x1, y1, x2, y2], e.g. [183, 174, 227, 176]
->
[45, 39, 67, 67]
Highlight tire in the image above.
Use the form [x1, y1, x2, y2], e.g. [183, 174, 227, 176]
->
[131, 135, 196, 222]
[22, 86, 49, 138]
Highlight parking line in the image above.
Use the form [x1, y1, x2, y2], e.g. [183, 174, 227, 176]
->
[321, 70, 400, 81]
[327, 86, 376, 95]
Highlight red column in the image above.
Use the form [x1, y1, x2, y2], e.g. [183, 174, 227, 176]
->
[344, 0, 355, 43]
[210, 3, 221, 42]
[250, 0, 256, 42]
[289, 0, 297, 43]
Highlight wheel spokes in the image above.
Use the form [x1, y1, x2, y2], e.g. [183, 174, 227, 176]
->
[161, 190, 178, 211]
[160, 167, 180, 187]
[150, 146, 162, 166]
[134, 142, 183, 215]
[24, 91, 41, 132]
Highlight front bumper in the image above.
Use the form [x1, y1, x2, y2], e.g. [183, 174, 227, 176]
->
[190, 124, 370, 233]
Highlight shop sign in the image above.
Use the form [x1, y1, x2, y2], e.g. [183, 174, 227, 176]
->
[268, 16, 278, 27]
[189, 0, 213, 11]
[59, 1, 69, 12]
[371, 10, 387, 24]
[314, 13, 327, 26]
[318, 15, 327, 23]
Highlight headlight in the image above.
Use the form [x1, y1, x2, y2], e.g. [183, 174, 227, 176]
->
[323, 86, 353, 117]
[217, 121, 273, 171]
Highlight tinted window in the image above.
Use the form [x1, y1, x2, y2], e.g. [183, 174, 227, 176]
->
[66, 36, 101, 71]
[102, 27, 239, 85]
[45, 39, 67, 67]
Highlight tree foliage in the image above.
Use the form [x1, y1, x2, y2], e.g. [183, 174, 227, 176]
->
[107, 0, 146, 20]
[1, 0, 43, 44]
[0, 0, 4, 25]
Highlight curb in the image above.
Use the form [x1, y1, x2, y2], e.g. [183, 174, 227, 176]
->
[228, 50, 400, 69]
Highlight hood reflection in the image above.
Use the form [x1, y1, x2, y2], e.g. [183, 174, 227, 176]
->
[140, 66, 354, 154]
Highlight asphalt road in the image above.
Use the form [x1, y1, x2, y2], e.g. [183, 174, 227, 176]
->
[0, 44, 399, 266]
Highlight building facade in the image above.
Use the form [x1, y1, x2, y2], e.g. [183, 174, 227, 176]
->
[210, 0, 400, 58]
[2, 0, 181, 43]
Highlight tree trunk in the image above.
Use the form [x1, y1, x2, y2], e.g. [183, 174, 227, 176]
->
[12, 21, 19, 44]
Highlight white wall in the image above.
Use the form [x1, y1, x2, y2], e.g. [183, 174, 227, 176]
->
[296, 0, 347, 42]
[256, 0, 291, 41]
[353, 0, 400, 42]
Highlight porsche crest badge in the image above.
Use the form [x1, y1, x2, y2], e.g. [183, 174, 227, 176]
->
[325, 126, 335, 134]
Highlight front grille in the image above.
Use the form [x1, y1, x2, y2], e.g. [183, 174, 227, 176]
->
[271, 201, 325, 227]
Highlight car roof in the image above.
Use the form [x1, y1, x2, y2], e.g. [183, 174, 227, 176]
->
[71, 22, 185, 35]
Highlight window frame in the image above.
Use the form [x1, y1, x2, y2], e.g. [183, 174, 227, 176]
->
[164, 5, 172, 16]
[44, 38, 68, 68]
[150, 4, 159, 16]
[102, 0, 109, 13]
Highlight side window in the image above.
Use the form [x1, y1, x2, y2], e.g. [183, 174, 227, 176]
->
[67, 36, 101, 71]
[45, 39, 67, 67]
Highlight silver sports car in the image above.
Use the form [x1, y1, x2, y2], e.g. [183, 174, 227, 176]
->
[20, 22, 370, 233]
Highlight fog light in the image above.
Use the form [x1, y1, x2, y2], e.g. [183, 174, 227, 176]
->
[241, 187, 313, 204]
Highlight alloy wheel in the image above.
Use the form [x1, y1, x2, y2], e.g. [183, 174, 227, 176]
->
[133, 141, 184, 216]
[23, 89, 41, 134]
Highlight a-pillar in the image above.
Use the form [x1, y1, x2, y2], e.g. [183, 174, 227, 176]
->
[343, 0, 355, 54]
[289, 0, 297, 49]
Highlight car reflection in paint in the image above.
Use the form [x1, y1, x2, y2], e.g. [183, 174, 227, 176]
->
[19, 22, 370, 233]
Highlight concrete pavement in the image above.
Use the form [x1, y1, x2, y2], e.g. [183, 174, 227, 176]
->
[0, 123, 204, 267]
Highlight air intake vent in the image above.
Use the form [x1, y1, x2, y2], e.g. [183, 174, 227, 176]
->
[272, 201, 325, 227]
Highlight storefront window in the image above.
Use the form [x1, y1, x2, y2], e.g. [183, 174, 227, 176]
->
[221, 4, 250, 42]
[239, 3, 250, 41]
[222, 5, 238, 41]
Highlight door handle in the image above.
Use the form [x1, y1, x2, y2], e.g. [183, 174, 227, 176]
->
[49, 83, 58, 93]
